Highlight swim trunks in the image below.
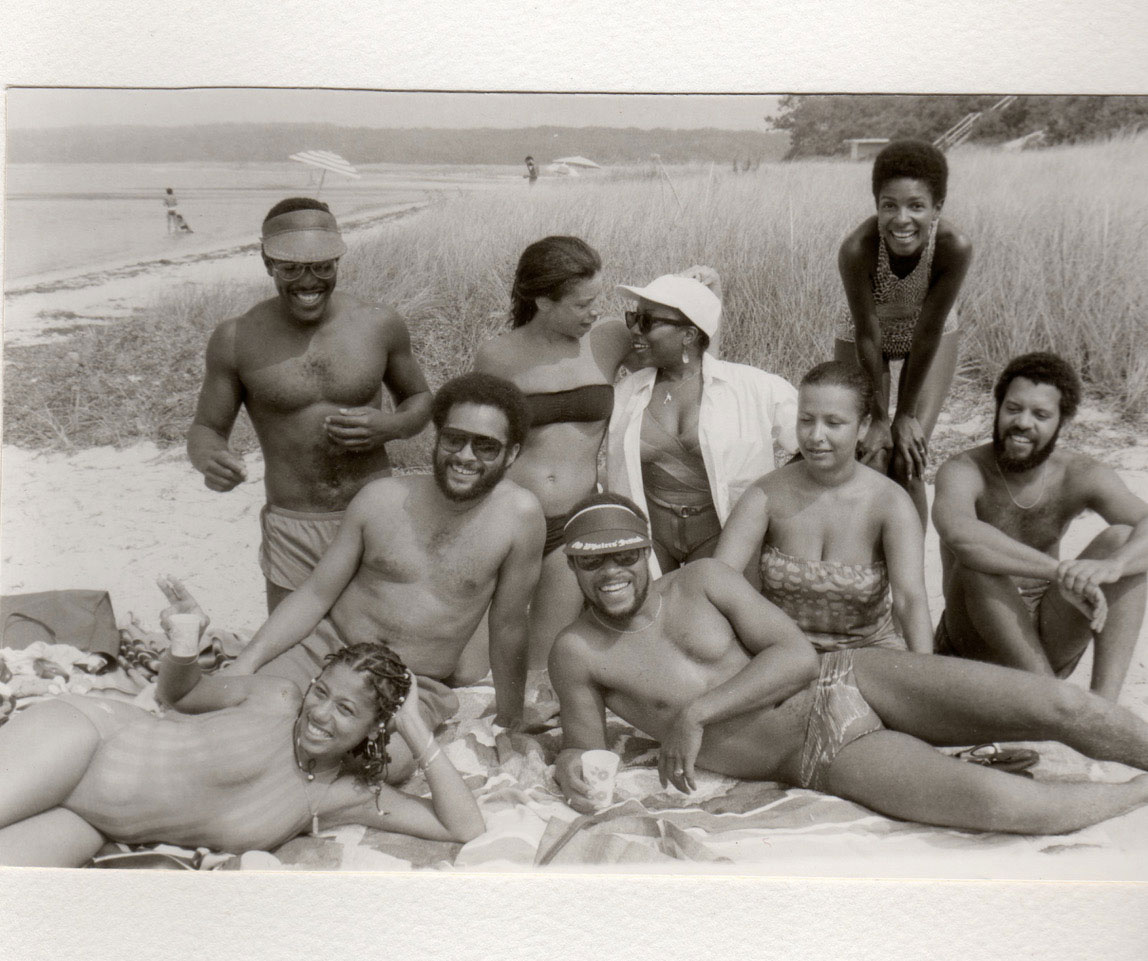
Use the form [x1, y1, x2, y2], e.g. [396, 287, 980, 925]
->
[935, 578, 1084, 675]
[935, 578, 1048, 654]
[797, 650, 885, 793]
[257, 622, 459, 730]
[759, 546, 906, 652]
[259, 505, 345, 591]
[836, 220, 959, 358]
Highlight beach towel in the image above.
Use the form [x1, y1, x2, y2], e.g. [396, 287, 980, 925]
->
[6, 617, 1146, 871]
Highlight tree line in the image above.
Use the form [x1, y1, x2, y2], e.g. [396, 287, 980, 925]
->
[771, 95, 1148, 159]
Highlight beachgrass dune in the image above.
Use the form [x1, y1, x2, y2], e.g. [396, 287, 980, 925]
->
[4, 137, 1145, 456]
[2, 141, 1148, 875]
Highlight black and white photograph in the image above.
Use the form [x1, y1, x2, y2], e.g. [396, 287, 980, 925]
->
[3, 2, 1147, 958]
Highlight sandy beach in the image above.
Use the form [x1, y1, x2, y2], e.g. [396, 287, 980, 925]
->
[2, 199, 428, 346]
[3, 221, 1148, 692]
[2, 170, 1148, 880]
[3, 240, 1147, 687]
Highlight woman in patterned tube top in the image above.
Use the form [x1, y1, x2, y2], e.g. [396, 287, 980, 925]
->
[716, 361, 934, 654]
[476, 236, 632, 668]
[0, 585, 483, 867]
[835, 139, 973, 527]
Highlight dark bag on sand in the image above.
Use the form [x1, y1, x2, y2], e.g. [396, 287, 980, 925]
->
[1, 590, 120, 656]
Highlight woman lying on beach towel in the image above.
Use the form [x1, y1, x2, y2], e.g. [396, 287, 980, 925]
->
[0, 581, 484, 867]
[715, 361, 933, 653]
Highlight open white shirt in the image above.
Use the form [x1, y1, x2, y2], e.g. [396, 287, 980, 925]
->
[606, 353, 799, 578]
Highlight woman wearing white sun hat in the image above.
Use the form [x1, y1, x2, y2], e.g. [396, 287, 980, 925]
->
[608, 268, 798, 578]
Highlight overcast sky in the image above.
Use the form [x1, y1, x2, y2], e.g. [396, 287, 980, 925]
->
[6, 89, 782, 131]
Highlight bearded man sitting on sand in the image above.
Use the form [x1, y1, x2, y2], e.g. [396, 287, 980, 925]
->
[188, 197, 433, 615]
[549, 492, 1148, 834]
[932, 352, 1147, 701]
[229, 373, 546, 780]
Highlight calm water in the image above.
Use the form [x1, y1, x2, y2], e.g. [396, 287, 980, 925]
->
[4, 162, 520, 282]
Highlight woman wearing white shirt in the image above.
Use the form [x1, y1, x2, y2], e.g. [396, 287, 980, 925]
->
[608, 271, 798, 577]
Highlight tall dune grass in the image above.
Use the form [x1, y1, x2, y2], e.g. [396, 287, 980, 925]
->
[5, 137, 1145, 453]
[340, 137, 1148, 411]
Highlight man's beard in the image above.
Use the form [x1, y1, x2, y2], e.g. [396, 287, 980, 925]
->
[587, 578, 649, 623]
[992, 418, 1061, 473]
[433, 454, 507, 502]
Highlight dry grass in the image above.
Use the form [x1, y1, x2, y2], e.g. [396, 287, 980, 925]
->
[5, 137, 1146, 455]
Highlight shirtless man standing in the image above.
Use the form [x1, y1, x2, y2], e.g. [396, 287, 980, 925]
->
[230, 374, 546, 778]
[549, 492, 1148, 834]
[188, 198, 433, 613]
[933, 352, 1148, 700]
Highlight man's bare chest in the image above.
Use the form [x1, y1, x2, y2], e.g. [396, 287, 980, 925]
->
[978, 490, 1075, 552]
[358, 518, 506, 598]
[242, 341, 388, 414]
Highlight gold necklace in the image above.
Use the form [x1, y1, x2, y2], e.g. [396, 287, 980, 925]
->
[590, 594, 663, 634]
[293, 714, 338, 836]
[992, 455, 1048, 510]
[657, 370, 699, 406]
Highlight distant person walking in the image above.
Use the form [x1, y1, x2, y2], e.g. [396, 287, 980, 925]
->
[163, 187, 192, 234]
[524, 156, 539, 186]
[835, 140, 973, 527]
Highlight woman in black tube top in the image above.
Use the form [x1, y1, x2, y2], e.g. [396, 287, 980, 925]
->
[476, 236, 631, 668]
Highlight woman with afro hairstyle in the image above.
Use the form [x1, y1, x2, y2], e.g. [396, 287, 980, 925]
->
[835, 139, 973, 527]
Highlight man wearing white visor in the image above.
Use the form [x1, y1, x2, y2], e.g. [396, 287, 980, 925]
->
[608, 268, 798, 578]
[188, 198, 432, 613]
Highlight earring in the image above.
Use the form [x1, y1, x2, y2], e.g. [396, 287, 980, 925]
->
[681, 347, 690, 365]
[365, 737, 382, 762]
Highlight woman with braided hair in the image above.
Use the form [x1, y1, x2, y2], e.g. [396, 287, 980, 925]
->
[0, 579, 484, 867]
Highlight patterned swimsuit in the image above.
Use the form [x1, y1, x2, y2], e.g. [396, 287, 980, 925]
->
[836, 220, 958, 359]
[758, 546, 905, 652]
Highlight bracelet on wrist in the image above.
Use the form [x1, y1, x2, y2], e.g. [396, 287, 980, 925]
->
[411, 731, 437, 769]
[416, 747, 442, 773]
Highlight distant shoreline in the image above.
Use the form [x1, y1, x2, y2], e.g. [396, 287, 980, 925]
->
[5, 200, 430, 296]
[1, 200, 432, 347]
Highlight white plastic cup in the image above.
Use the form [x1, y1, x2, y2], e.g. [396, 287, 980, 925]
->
[581, 749, 621, 809]
[167, 612, 202, 658]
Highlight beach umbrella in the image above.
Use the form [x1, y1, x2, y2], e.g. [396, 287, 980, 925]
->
[553, 155, 602, 169]
[289, 150, 361, 197]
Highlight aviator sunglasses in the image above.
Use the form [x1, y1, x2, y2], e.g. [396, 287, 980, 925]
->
[624, 310, 694, 336]
[269, 259, 340, 282]
[571, 548, 644, 572]
[437, 427, 507, 462]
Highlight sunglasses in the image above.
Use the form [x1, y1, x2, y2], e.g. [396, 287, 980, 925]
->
[437, 427, 507, 462]
[269, 259, 339, 282]
[570, 548, 644, 571]
[624, 310, 694, 336]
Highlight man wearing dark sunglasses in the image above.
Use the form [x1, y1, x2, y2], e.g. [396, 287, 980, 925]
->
[188, 197, 432, 614]
[551, 494, 1148, 836]
[230, 374, 546, 771]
